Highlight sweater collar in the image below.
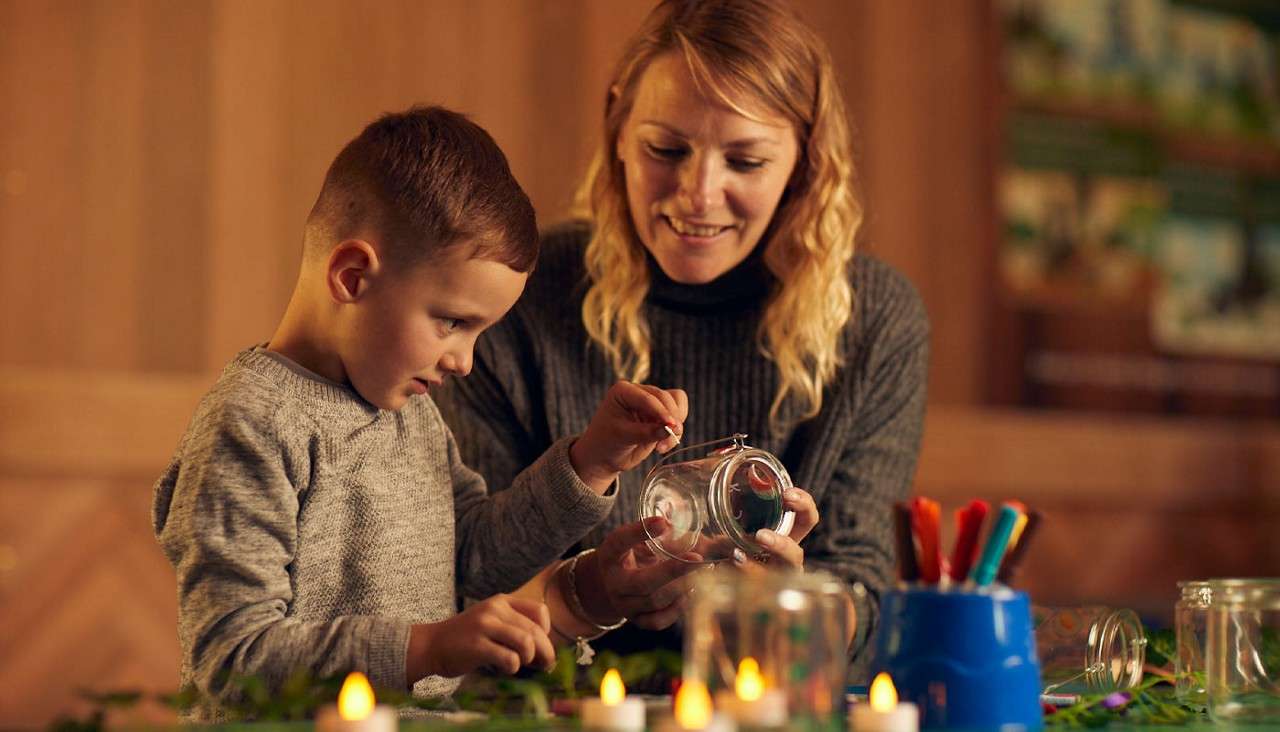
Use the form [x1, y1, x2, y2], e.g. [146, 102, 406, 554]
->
[645, 243, 775, 314]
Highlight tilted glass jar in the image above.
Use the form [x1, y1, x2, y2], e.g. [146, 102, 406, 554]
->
[1034, 605, 1146, 694]
[639, 434, 795, 563]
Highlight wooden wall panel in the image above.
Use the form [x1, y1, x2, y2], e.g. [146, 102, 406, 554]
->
[2, 0, 1275, 727]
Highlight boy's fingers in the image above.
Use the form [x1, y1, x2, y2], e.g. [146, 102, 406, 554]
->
[486, 614, 542, 666]
[667, 387, 689, 423]
[611, 381, 679, 428]
[532, 628, 556, 670]
[507, 596, 552, 634]
[478, 639, 524, 676]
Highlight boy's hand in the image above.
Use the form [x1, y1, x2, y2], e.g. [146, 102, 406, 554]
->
[570, 381, 688, 492]
[408, 594, 555, 682]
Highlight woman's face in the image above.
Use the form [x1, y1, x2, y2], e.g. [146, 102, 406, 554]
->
[616, 53, 800, 285]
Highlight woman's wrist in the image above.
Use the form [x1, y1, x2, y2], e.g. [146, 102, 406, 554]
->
[567, 549, 626, 627]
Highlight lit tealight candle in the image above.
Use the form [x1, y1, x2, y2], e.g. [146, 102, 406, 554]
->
[715, 658, 787, 728]
[582, 668, 646, 732]
[316, 672, 397, 732]
[849, 673, 917, 732]
[658, 678, 736, 732]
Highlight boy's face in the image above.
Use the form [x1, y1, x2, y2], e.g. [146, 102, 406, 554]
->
[339, 245, 528, 411]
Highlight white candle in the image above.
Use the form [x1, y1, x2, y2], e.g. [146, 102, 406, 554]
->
[715, 658, 787, 727]
[654, 679, 737, 732]
[581, 668, 646, 732]
[315, 672, 397, 732]
[849, 673, 917, 732]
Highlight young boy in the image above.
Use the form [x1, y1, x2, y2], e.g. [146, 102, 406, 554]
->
[152, 106, 686, 717]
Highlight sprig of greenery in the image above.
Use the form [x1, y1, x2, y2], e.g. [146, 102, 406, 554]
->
[44, 648, 682, 732]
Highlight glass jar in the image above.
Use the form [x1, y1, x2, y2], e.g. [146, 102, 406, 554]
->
[1033, 605, 1146, 694]
[1205, 578, 1280, 724]
[684, 568, 850, 730]
[1175, 580, 1212, 708]
[640, 434, 795, 563]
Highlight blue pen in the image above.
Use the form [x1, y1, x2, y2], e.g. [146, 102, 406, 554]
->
[970, 504, 1021, 586]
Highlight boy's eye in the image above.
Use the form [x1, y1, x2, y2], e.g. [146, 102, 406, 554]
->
[441, 318, 465, 334]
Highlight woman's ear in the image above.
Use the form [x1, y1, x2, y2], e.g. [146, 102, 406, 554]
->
[326, 239, 380, 304]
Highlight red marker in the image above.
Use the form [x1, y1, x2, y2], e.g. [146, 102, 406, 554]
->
[910, 497, 942, 584]
[892, 501, 919, 583]
[948, 499, 989, 583]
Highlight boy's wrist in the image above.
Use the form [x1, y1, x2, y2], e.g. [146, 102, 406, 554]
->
[568, 437, 619, 493]
[406, 622, 436, 685]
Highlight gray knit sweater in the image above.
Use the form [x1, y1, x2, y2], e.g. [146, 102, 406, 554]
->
[435, 223, 929, 673]
[153, 347, 614, 713]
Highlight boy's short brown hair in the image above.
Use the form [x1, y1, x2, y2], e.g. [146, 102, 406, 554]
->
[305, 106, 538, 272]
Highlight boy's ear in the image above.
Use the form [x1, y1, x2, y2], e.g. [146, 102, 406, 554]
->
[326, 239, 381, 304]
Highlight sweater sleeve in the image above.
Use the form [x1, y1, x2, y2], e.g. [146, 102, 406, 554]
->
[801, 268, 930, 666]
[153, 397, 410, 701]
[445, 417, 614, 600]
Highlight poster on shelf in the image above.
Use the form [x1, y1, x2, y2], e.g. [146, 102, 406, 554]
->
[1151, 215, 1280, 359]
[999, 166, 1163, 302]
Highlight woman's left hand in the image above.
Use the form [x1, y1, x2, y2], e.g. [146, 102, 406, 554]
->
[740, 487, 819, 569]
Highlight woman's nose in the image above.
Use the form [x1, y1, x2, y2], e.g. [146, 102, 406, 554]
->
[678, 156, 723, 214]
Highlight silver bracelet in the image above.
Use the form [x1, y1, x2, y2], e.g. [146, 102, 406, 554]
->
[564, 549, 627, 631]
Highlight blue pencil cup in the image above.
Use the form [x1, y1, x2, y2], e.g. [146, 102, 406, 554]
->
[873, 587, 1044, 731]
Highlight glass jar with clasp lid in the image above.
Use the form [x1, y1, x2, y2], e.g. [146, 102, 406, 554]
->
[639, 434, 795, 563]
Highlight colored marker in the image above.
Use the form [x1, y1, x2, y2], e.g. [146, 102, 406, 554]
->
[892, 501, 919, 583]
[910, 497, 942, 583]
[998, 510, 1042, 584]
[970, 503, 1022, 586]
[948, 499, 989, 583]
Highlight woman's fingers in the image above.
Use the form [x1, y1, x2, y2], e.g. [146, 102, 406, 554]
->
[630, 595, 687, 630]
[782, 487, 819, 543]
[753, 528, 804, 568]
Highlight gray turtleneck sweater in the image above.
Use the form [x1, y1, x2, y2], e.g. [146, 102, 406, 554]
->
[153, 347, 614, 714]
[435, 222, 929, 675]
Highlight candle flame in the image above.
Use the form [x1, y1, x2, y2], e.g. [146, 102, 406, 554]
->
[337, 672, 375, 721]
[869, 672, 898, 712]
[735, 657, 764, 702]
[674, 678, 713, 729]
[601, 668, 626, 705]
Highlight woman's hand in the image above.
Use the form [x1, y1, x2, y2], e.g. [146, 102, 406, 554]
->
[738, 487, 819, 569]
[573, 517, 704, 630]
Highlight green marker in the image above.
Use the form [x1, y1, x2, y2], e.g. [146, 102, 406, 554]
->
[970, 504, 1021, 586]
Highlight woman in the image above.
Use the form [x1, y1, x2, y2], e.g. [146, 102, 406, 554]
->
[437, 0, 928, 674]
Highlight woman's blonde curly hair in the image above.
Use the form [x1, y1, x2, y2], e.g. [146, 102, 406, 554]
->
[575, 0, 862, 431]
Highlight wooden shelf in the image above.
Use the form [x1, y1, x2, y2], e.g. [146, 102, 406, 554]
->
[1011, 96, 1280, 175]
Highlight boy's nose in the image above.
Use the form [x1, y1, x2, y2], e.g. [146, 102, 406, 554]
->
[441, 350, 472, 377]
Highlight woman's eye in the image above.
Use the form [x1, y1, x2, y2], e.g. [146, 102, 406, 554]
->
[728, 157, 766, 172]
[645, 142, 686, 161]
[441, 318, 464, 333]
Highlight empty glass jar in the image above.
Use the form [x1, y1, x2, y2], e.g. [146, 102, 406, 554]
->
[640, 434, 795, 563]
[1205, 578, 1280, 724]
[1175, 580, 1212, 709]
[683, 568, 850, 730]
